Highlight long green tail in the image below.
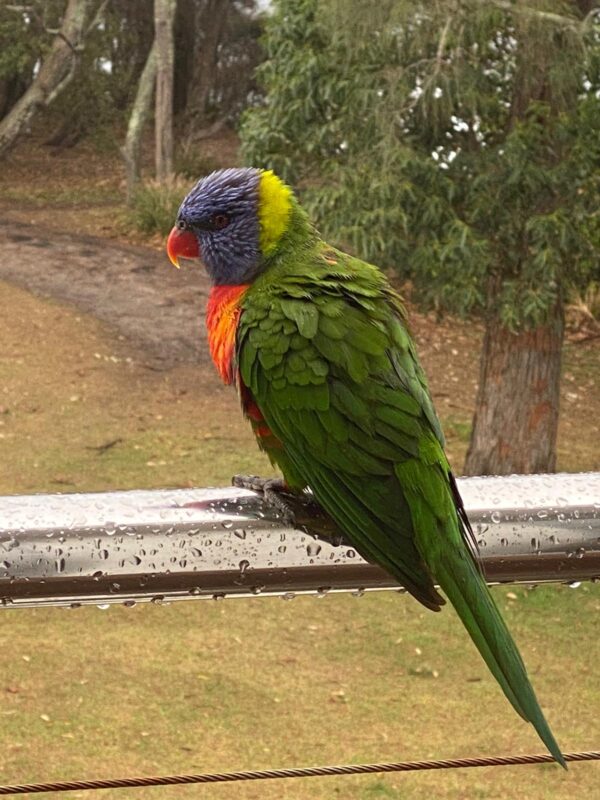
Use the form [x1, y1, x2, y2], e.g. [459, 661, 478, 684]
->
[419, 515, 566, 768]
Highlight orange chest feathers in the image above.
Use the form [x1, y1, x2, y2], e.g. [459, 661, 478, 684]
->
[205, 285, 249, 385]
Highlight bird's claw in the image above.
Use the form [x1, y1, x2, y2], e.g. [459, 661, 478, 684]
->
[232, 474, 297, 526]
[232, 475, 352, 546]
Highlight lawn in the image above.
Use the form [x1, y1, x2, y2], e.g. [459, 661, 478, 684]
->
[1, 276, 599, 800]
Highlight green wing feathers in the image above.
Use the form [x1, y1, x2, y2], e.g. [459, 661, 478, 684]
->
[236, 242, 564, 765]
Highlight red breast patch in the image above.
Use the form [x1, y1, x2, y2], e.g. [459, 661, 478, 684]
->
[205, 285, 249, 384]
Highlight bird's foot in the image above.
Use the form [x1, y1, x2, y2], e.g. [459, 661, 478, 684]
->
[232, 474, 351, 547]
[232, 474, 297, 526]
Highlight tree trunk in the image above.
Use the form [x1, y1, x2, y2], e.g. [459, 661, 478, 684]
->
[0, 0, 95, 158]
[121, 41, 157, 203]
[464, 301, 564, 476]
[186, 0, 229, 126]
[154, 0, 177, 182]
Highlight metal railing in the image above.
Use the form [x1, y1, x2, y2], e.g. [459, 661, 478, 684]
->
[0, 472, 598, 609]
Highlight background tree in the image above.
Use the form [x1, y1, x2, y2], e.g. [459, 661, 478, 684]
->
[241, 0, 600, 475]
[174, 0, 263, 137]
[0, 0, 156, 153]
[118, 0, 262, 206]
[121, 41, 157, 202]
[0, 0, 98, 157]
[0, 1, 262, 164]
[45, 0, 155, 148]
[154, 0, 177, 182]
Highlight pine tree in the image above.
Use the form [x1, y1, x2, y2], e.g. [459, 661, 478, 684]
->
[241, 0, 600, 475]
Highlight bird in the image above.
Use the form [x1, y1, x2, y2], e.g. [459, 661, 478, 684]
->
[166, 166, 565, 766]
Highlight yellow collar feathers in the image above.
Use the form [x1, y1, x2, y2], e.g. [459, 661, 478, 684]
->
[257, 170, 293, 257]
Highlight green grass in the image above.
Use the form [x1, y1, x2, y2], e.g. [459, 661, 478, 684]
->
[1, 585, 597, 799]
[444, 416, 472, 444]
[128, 178, 190, 237]
[0, 280, 599, 799]
[174, 147, 221, 181]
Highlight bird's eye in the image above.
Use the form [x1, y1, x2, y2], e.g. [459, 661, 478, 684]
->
[176, 218, 188, 230]
[211, 213, 230, 230]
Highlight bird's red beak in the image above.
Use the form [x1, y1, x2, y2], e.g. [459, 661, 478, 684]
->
[167, 226, 200, 269]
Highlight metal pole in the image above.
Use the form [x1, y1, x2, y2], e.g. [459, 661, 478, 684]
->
[0, 472, 598, 609]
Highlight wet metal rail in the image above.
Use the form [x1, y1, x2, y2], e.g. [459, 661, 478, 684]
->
[0, 472, 598, 609]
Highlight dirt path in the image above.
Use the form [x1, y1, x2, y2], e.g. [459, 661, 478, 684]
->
[0, 215, 209, 368]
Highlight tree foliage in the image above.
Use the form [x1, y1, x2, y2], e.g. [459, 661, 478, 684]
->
[241, 0, 600, 330]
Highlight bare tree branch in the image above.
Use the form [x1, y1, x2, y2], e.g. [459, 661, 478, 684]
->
[86, 0, 110, 35]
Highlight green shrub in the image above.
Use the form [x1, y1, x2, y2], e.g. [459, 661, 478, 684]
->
[129, 177, 190, 236]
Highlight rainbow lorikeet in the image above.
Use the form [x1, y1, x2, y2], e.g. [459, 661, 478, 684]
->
[167, 167, 564, 766]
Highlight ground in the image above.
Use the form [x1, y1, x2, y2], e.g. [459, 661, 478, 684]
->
[0, 132, 598, 799]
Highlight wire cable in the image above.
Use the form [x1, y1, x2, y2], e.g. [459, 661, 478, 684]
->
[0, 750, 598, 795]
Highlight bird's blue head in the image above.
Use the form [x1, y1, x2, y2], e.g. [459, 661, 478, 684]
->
[167, 167, 293, 285]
